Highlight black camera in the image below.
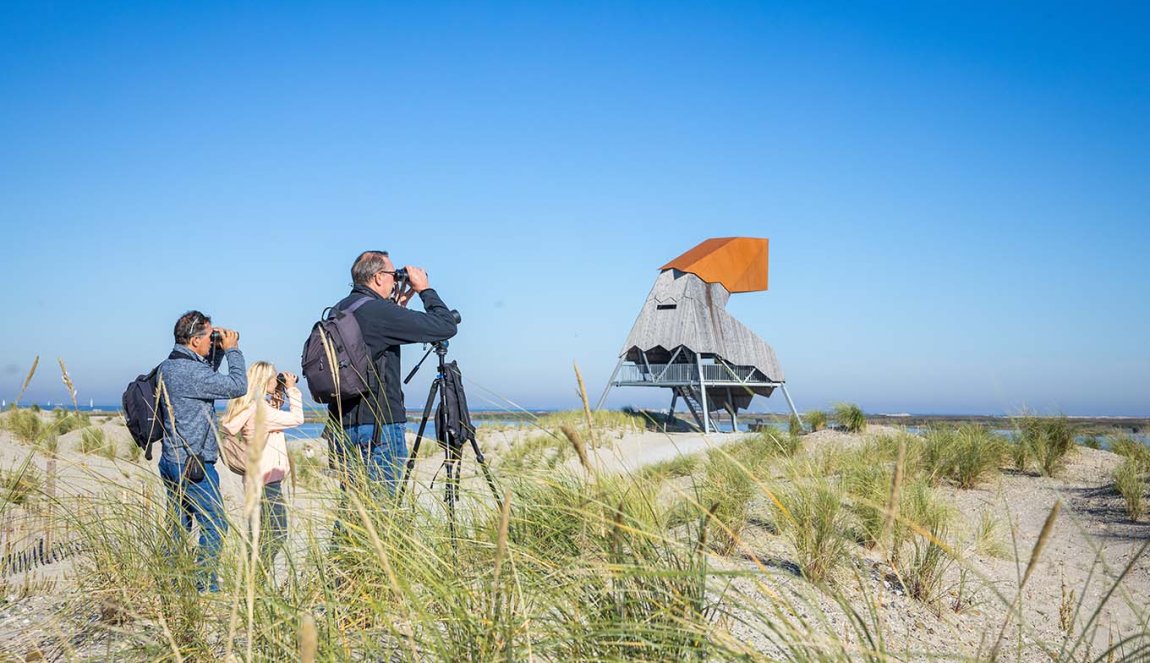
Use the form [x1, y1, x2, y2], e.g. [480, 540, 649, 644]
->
[276, 372, 291, 389]
[394, 267, 408, 281]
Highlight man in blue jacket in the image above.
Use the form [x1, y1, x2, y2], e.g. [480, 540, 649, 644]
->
[329, 250, 458, 496]
[158, 310, 247, 592]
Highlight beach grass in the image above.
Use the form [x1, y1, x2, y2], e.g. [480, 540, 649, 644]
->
[920, 425, 1007, 489]
[78, 426, 116, 459]
[0, 401, 1144, 660]
[805, 409, 827, 432]
[1113, 458, 1145, 521]
[0, 460, 42, 506]
[1016, 415, 1076, 477]
[1110, 434, 1150, 471]
[831, 402, 866, 433]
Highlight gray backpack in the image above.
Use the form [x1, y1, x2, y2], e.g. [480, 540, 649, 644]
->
[301, 297, 372, 404]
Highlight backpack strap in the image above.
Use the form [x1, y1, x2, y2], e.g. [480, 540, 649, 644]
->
[347, 295, 372, 311]
[331, 295, 375, 430]
[166, 350, 202, 363]
[324, 295, 373, 320]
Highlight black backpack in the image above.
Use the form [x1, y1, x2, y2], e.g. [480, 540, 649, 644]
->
[301, 297, 373, 404]
[122, 351, 194, 460]
[435, 360, 476, 451]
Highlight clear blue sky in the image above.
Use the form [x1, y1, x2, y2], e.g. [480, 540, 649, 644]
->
[1, 2, 1147, 416]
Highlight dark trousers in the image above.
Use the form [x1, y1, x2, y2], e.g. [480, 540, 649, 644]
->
[259, 480, 288, 567]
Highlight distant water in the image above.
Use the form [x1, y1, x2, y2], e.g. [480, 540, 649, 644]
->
[288, 417, 538, 441]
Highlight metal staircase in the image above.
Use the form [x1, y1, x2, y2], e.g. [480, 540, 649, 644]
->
[673, 385, 720, 432]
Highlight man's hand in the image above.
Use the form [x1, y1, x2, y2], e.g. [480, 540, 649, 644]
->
[404, 266, 430, 293]
[218, 328, 240, 350]
[395, 283, 416, 307]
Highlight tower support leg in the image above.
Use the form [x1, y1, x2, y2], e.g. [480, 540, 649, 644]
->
[595, 358, 624, 411]
[697, 355, 710, 435]
[780, 383, 803, 430]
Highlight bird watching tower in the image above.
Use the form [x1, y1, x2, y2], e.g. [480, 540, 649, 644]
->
[597, 237, 800, 433]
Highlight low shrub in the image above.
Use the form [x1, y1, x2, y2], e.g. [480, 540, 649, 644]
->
[805, 409, 827, 432]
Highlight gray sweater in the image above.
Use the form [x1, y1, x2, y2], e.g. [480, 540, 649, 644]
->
[158, 345, 247, 465]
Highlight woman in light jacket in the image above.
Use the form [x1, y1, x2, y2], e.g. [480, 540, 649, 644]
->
[221, 360, 304, 567]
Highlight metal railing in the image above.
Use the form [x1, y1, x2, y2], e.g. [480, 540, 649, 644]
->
[615, 363, 773, 385]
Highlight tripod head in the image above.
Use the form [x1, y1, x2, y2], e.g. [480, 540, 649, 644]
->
[403, 309, 460, 384]
[405, 340, 450, 385]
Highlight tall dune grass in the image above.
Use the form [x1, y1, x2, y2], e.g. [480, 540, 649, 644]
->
[831, 402, 866, 433]
[805, 409, 827, 432]
[0, 396, 1145, 659]
[1016, 415, 1076, 477]
[920, 425, 1007, 488]
[1113, 458, 1145, 522]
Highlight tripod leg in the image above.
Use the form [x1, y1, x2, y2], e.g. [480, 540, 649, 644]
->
[397, 378, 439, 503]
[444, 444, 461, 543]
[467, 437, 503, 511]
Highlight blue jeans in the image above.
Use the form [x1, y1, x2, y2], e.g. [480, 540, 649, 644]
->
[159, 457, 227, 592]
[342, 423, 409, 496]
[331, 423, 408, 545]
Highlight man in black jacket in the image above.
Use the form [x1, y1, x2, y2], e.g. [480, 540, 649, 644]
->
[330, 250, 458, 495]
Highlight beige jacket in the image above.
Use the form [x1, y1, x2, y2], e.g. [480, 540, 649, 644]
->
[220, 387, 304, 485]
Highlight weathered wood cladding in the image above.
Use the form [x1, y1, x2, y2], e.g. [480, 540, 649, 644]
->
[619, 270, 784, 383]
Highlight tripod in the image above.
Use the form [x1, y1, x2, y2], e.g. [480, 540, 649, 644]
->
[397, 341, 502, 537]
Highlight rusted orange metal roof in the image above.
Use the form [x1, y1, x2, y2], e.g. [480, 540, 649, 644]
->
[660, 237, 769, 293]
